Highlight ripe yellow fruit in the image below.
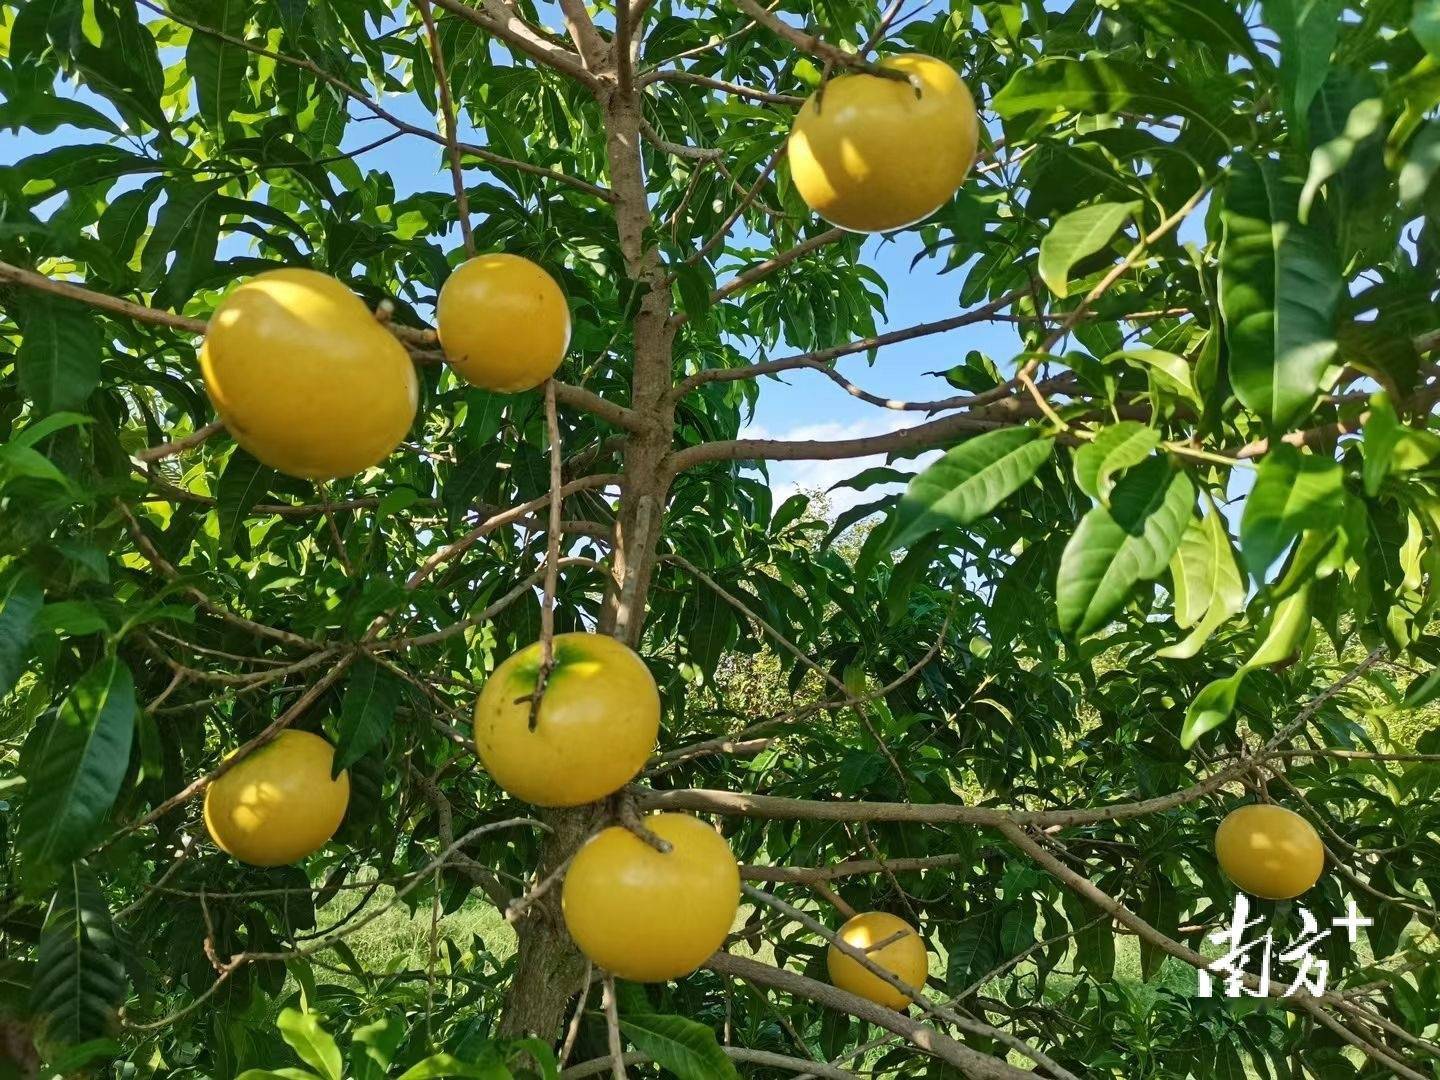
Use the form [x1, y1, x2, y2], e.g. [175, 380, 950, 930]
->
[826, 910, 928, 1010]
[562, 813, 740, 982]
[436, 253, 571, 392]
[1215, 804, 1325, 900]
[472, 632, 659, 807]
[200, 268, 418, 479]
[203, 729, 350, 866]
[788, 54, 979, 233]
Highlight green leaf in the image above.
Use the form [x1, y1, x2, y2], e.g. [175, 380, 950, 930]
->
[1260, 0, 1345, 131]
[889, 427, 1054, 549]
[30, 863, 126, 1052]
[1416, 0, 1440, 63]
[1157, 497, 1244, 659]
[277, 1008, 343, 1080]
[333, 658, 403, 776]
[992, 56, 1237, 147]
[13, 412, 94, 448]
[18, 658, 136, 889]
[1122, 0, 1261, 63]
[1246, 585, 1311, 668]
[216, 448, 277, 551]
[14, 292, 101, 415]
[352, 1014, 405, 1080]
[1300, 96, 1384, 222]
[395, 1054, 510, 1080]
[236, 1071, 322, 1080]
[0, 93, 121, 136]
[140, 181, 224, 291]
[1239, 443, 1343, 577]
[1220, 156, 1341, 433]
[1074, 422, 1160, 504]
[1038, 201, 1138, 298]
[1362, 393, 1440, 496]
[183, 0, 251, 132]
[1180, 671, 1245, 749]
[0, 570, 44, 697]
[618, 1012, 741, 1080]
[1100, 348, 1201, 406]
[1056, 462, 1194, 637]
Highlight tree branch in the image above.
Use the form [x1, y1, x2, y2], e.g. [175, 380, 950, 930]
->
[638, 68, 804, 106]
[706, 953, 1034, 1079]
[416, 0, 476, 255]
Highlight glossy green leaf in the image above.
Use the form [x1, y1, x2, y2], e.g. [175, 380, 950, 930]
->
[1239, 443, 1343, 576]
[1246, 585, 1311, 668]
[1260, 0, 1345, 130]
[1300, 96, 1384, 221]
[334, 658, 404, 776]
[352, 1014, 405, 1080]
[183, 0, 251, 131]
[1158, 497, 1244, 659]
[276, 1008, 342, 1080]
[1074, 422, 1160, 504]
[216, 448, 277, 551]
[1057, 462, 1194, 637]
[18, 658, 136, 889]
[1416, 0, 1440, 62]
[889, 427, 1053, 549]
[1101, 348, 1202, 406]
[14, 292, 101, 415]
[618, 1012, 740, 1080]
[1123, 0, 1261, 63]
[0, 570, 44, 697]
[1038, 201, 1138, 298]
[992, 56, 1237, 146]
[1362, 393, 1440, 496]
[1220, 155, 1340, 433]
[1180, 671, 1245, 749]
[30, 863, 126, 1052]
[395, 1053, 510, 1080]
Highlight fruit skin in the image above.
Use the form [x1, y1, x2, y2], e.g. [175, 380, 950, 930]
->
[203, 729, 350, 866]
[788, 54, 979, 233]
[562, 813, 740, 982]
[472, 631, 660, 807]
[200, 268, 418, 480]
[826, 911, 928, 1010]
[1215, 804, 1325, 900]
[436, 253, 571, 392]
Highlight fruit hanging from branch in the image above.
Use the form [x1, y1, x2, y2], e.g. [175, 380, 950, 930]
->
[202, 730, 350, 866]
[437, 253, 572, 392]
[472, 632, 660, 807]
[787, 55, 979, 233]
[199, 269, 418, 479]
[826, 910, 929, 1009]
[561, 812, 740, 982]
[1214, 804, 1325, 901]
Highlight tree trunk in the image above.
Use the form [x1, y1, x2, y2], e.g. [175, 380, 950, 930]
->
[499, 73, 677, 1040]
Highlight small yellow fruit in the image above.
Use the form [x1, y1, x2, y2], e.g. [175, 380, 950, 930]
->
[436, 253, 571, 392]
[200, 268, 418, 479]
[203, 730, 350, 866]
[472, 632, 659, 807]
[1215, 804, 1325, 900]
[788, 54, 979, 233]
[562, 813, 740, 982]
[826, 910, 928, 1010]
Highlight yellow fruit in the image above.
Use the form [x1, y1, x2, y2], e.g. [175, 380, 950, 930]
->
[203, 729, 350, 866]
[562, 813, 740, 982]
[200, 269, 418, 480]
[473, 632, 660, 807]
[788, 54, 979, 233]
[826, 911, 928, 1010]
[436, 254, 571, 392]
[1215, 804, 1325, 900]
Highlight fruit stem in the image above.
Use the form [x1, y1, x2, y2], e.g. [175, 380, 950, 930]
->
[617, 796, 673, 853]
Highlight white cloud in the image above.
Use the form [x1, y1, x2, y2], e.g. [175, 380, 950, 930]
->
[739, 414, 941, 519]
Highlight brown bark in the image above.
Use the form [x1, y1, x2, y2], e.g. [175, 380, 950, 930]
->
[500, 41, 678, 1039]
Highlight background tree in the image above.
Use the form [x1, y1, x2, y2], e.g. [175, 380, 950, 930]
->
[2, 0, 1440, 1077]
